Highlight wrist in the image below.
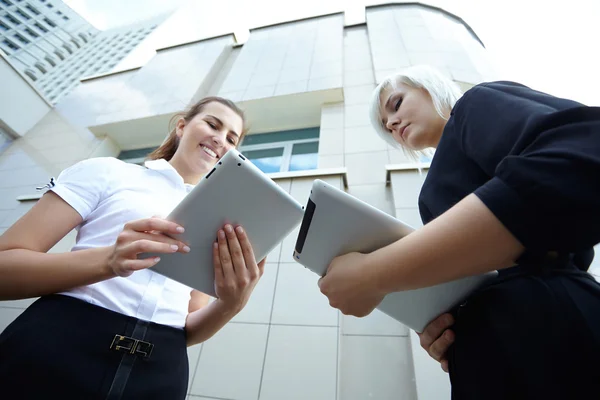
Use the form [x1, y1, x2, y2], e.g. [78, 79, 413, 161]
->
[364, 251, 393, 296]
[98, 246, 116, 279]
[213, 298, 242, 317]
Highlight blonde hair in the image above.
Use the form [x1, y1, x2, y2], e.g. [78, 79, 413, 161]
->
[369, 65, 462, 160]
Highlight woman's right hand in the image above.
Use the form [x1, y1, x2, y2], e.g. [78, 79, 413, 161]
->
[107, 217, 190, 277]
[418, 313, 455, 373]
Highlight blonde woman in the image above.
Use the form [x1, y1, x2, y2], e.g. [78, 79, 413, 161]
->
[319, 66, 600, 399]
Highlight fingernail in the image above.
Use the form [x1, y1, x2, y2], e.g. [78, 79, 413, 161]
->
[154, 257, 161, 263]
[176, 226, 185, 233]
[445, 331, 454, 341]
[218, 230, 225, 239]
[183, 245, 191, 253]
[236, 226, 243, 234]
[225, 225, 233, 233]
[170, 244, 179, 251]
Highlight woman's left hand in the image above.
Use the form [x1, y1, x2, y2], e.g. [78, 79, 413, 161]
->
[213, 224, 265, 314]
[318, 252, 386, 317]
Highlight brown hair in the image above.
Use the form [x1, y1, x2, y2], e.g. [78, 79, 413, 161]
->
[147, 96, 247, 161]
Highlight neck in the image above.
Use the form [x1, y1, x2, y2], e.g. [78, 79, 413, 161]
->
[168, 156, 209, 185]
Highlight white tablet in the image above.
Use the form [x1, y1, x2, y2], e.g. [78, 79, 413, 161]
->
[147, 149, 304, 297]
[293, 179, 498, 332]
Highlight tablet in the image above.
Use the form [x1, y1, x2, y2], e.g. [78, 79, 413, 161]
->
[147, 149, 304, 297]
[293, 179, 498, 332]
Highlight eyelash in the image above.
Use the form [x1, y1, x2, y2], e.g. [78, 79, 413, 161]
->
[394, 97, 403, 111]
[227, 137, 236, 145]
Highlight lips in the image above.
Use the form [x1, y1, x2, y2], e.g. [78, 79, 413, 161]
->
[400, 124, 410, 140]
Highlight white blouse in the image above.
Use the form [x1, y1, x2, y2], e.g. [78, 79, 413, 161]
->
[50, 157, 195, 328]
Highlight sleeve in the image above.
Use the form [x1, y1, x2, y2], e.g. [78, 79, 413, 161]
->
[49, 157, 114, 220]
[452, 82, 600, 253]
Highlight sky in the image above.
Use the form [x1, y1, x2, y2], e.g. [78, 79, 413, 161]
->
[63, 0, 600, 105]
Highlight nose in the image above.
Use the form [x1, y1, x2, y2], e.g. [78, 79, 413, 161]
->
[211, 134, 225, 148]
[386, 115, 400, 133]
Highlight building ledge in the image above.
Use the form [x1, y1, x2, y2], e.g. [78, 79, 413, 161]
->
[385, 163, 430, 185]
[268, 167, 348, 188]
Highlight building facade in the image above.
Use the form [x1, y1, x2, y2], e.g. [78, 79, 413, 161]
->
[1, 3, 598, 399]
[0, 0, 161, 103]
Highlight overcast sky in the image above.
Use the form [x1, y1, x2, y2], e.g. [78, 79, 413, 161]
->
[63, 0, 600, 105]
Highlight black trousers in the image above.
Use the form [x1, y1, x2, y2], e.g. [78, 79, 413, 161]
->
[449, 262, 600, 400]
[0, 295, 189, 400]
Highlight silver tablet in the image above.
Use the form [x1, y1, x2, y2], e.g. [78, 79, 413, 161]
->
[148, 149, 304, 297]
[293, 179, 497, 332]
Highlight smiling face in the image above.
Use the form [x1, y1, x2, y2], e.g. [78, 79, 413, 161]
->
[379, 83, 447, 150]
[169, 101, 244, 183]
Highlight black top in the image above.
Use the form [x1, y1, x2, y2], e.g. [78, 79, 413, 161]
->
[419, 81, 600, 270]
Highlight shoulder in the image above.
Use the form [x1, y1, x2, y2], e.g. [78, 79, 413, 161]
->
[62, 157, 144, 175]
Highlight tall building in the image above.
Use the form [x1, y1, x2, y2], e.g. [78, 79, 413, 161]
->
[0, 0, 161, 103]
[1, 3, 598, 399]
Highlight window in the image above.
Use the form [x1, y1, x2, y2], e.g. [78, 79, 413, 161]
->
[24, 69, 36, 80]
[78, 33, 87, 43]
[43, 17, 55, 27]
[25, 4, 39, 15]
[34, 21, 47, 32]
[0, 21, 9, 31]
[239, 128, 320, 173]
[4, 13, 21, 25]
[15, 9, 30, 20]
[24, 26, 38, 38]
[13, 33, 29, 44]
[118, 147, 154, 164]
[46, 2, 52, 7]
[62, 16, 68, 21]
[34, 62, 46, 73]
[2, 38, 19, 51]
[0, 0, 13, 7]
[44, 55, 56, 66]
[62, 43, 72, 54]
[70, 38, 79, 48]
[54, 49, 64, 60]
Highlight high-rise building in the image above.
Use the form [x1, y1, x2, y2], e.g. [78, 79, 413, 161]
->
[0, 0, 162, 103]
[1, 3, 598, 399]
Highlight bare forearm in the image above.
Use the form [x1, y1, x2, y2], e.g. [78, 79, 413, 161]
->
[370, 194, 524, 293]
[0, 247, 114, 300]
[185, 300, 239, 346]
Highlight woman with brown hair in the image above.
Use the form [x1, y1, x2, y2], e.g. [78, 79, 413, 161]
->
[0, 97, 262, 399]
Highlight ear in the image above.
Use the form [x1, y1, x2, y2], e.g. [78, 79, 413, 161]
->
[175, 118, 186, 139]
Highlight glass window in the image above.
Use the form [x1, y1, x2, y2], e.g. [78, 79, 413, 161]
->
[54, 50, 64, 60]
[0, 21, 9, 31]
[25, 4, 39, 15]
[0, 0, 13, 7]
[78, 33, 87, 43]
[34, 21, 48, 33]
[2, 38, 19, 50]
[34, 62, 46, 73]
[4, 14, 21, 25]
[243, 148, 285, 173]
[46, 2, 52, 7]
[240, 127, 320, 173]
[70, 38, 79, 48]
[44, 55, 55, 66]
[62, 15, 68, 21]
[13, 32, 29, 44]
[24, 26, 38, 38]
[23, 69, 36, 80]
[43, 17, 55, 27]
[15, 9, 30, 20]
[289, 142, 319, 172]
[62, 44, 72, 54]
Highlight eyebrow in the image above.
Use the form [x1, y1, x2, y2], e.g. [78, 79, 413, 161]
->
[207, 115, 240, 138]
